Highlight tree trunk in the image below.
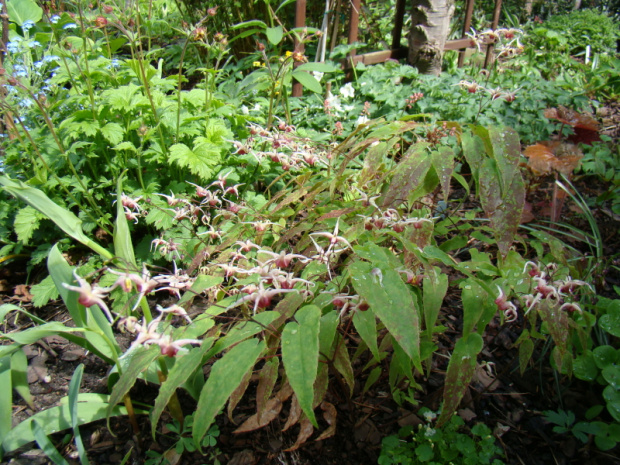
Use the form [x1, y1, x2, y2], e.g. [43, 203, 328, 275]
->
[408, 0, 455, 76]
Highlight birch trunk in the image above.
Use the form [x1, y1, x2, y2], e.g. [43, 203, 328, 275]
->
[408, 0, 455, 76]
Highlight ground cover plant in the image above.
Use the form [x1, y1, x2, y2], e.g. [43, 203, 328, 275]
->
[1, 1, 619, 464]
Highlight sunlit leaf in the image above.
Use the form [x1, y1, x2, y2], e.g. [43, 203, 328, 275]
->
[281, 305, 321, 428]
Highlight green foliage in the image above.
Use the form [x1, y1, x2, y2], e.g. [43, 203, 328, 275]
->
[378, 409, 505, 465]
[531, 9, 620, 55]
[1, 1, 616, 462]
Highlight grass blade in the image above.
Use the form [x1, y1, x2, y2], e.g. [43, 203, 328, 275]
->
[68, 364, 90, 465]
[31, 420, 70, 465]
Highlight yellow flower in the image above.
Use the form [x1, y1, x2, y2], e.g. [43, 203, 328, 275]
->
[285, 51, 293, 57]
[253, 61, 264, 67]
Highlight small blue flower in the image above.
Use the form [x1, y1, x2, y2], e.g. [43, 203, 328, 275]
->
[13, 64, 28, 77]
[22, 20, 35, 32]
[7, 41, 20, 54]
[63, 23, 77, 30]
[43, 55, 60, 63]
[50, 15, 61, 24]
[19, 98, 34, 108]
[28, 40, 41, 49]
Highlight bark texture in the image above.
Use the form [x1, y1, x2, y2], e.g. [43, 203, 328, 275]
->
[408, 0, 455, 76]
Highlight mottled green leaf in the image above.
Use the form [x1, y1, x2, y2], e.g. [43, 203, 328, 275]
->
[281, 305, 321, 427]
[437, 333, 483, 427]
[381, 142, 431, 208]
[350, 258, 421, 373]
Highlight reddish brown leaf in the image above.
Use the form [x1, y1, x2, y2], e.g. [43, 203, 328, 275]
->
[233, 397, 283, 434]
[524, 144, 556, 176]
[524, 142, 583, 177]
[315, 402, 337, 441]
[285, 417, 314, 452]
[227, 369, 252, 423]
[544, 106, 601, 145]
[256, 358, 279, 423]
[544, 106, 599, 131]
[283, 394, 302, 432]
[276, 382, 294, 402]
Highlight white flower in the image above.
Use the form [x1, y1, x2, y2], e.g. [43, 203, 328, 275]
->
[252, 104, 261, 112]
[325, 91, 342, 113]
[339, 82, 355, 99]
[312, 71, 324, 82]
[240, 105, 249, 115]
[356, 115, 369, 126]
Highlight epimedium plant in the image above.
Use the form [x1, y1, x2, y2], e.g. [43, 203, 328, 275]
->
[1, 112, 599, 460]
[0, 1, 613, 462]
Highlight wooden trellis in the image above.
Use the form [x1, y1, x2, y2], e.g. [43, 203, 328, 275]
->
[292, 0, 503, 96]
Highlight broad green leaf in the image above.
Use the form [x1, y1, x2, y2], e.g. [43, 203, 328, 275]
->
[266, 26, 283, 45]
[7, 0, 42, 25]
[14, 206, 44, 244]
[296, 62, 339, 73]
[603, 385, 620, 422]
[291, 70, 322, 93]
[31, 420, 70, 465]
[100, 123, 124, 146]
[352, 309, 380, 362]
[603, 365, 620, 390]
[437, 333, 483, 427]
[573, 351, 598, 381]
[0, 177, 113, 259]
[349, 259, 422, 373]
[207, 312, 279, 358]
[3, 394, 146, 453]
[600, 303, 620, 337]
[48, 244, 82, 324]
[353, 242, 402, 270]
[151, 340, 214, 438]
[169, 141, 220, 180]
[106, 345, 161, 427]
[11, 349, 33, 409]
[30, 275, 59, 308]
[423, 270, 448, 337]
[319, 311, 339, 357]
[461, 279, 489, 335]
[281, 305, 321, 427]
[381, 142, 431, 208]
[461, 131, 485, 188]
[431, 147, 455, 200]
[194, 339, 265, 447]
[488, 126, 521, 192]
[178, 275, 223, 306]
[593, 345, 618, 369]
